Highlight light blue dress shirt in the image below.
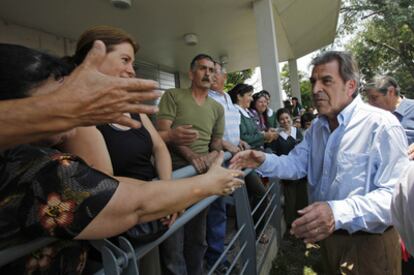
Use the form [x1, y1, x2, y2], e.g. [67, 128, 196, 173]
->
[394, 97, 414, 145]
[257, 96, 409, 233]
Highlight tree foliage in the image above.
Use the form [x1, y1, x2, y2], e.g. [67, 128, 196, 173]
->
[340, 0, 414, 97]
[280, 63, 313, 108]
[224, 68, 253, 91]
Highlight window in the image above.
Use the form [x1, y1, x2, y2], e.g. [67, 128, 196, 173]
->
[135, 60, 178, 90]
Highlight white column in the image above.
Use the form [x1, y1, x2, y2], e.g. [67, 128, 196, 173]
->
[253, 0, 283, 110]
[288, 59, 302, 104]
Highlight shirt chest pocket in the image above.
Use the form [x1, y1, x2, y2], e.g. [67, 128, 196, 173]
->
[335, 152, 369, 185]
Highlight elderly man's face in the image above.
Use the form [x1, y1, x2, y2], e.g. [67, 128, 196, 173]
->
[189, 58, 215, 90]
[211, 63, 226, 92]
[310, 60, 356, 120]
[366, 87, 395, 112]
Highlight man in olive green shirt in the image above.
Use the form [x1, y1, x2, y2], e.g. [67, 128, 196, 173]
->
[157, 54, 224, 172]
[156, 54, 224, 275]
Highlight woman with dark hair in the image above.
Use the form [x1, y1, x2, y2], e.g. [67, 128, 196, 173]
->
[250, 91, 278, 149]
[0, 43, 243, 274]
[291, 97, 303, 117]
[228, 83, 270, 243]
[250, 90, 278, 130]
[228, 84, 277, 150]
[271, 108, 308, 230]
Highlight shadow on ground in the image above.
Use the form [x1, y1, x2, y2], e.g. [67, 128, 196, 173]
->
[270, 234, 325, 275]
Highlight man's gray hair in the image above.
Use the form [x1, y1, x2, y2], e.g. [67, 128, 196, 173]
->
[365, 75, 400, 96]
[214, 61, 227, 74]
[311, 51, 360, 97]
[190, 53, 215, 71]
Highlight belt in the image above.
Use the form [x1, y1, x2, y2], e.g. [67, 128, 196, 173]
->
[334, 226, 393, 236]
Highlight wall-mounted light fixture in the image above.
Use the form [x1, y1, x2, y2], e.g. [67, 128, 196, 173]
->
[111, 0, 132, 9]
[183, 33, 198, 46]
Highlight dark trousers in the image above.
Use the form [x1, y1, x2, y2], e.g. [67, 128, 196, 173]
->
[205, 197, 227, 267]
[320, 227, 401, 275]
[281, 177, 308, 228]
[245, 171, 267, 236]
[159, 209, 208, 275]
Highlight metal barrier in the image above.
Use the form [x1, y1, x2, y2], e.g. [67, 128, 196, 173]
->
[0, 153, 282, 275]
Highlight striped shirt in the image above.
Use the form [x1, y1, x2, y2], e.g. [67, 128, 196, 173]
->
[209, 90, 241, 146]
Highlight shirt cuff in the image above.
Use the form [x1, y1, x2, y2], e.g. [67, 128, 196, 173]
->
[327, 199, 354, 233]
[257, 153, 275, 177]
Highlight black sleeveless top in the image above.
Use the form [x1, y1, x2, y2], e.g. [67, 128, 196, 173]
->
[97, 114, 156, 181]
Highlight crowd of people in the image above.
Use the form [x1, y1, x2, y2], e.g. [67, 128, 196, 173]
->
[1, 24, 414, 275]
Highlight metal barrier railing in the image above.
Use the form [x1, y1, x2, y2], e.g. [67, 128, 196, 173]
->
[0, 152, 281, 275]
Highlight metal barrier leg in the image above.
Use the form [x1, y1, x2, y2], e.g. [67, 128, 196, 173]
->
[118, 237, 140, 275]
[91, 239, 126, 275]
[233, 185, 257, 275]
[270, 179, 283, 244]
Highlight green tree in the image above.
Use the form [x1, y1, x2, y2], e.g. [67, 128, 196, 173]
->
[340, 0, 414, 97]
[280, 63, 313, 108]
[224, 68, 253, 91]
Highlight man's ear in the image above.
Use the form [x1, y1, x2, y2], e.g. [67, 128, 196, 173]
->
[346, 79, 357, 97]
[188, 70, 194, 81]
[388, 86, 397, 97]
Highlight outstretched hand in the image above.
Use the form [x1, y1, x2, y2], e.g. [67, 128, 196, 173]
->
[229, 150, 265, 170]
[206, 151, 244, 196]
[56, 40, 161, 129]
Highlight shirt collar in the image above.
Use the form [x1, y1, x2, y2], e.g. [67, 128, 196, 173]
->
[279, 127, 297, 140]
[394, 98, 408, 117]
[208, 89, 223, 96]
[235, 104, 251, 118]
[319, 95, 361, 128]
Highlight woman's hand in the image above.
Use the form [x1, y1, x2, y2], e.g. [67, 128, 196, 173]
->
[204, 151, 244, 196]
[160, 212, 179, 227]
[263, 130, 278, 143]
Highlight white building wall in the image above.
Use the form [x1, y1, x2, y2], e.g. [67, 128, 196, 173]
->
[0, 20, 76, 55]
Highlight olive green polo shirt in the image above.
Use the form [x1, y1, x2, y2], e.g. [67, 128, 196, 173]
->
[157, 88, 224, 168]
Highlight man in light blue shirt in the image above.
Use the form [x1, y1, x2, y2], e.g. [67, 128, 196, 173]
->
[365, 75, 414, 145]
[231, 51, 408, 274]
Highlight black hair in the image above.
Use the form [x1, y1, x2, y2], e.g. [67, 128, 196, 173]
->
[301, 112, 315, 129]
[261, 90, 270, 98]
[251, 91, 268, 109]
[0, 43, 74, 100]
[276, 108, 291, 121]
[228, 83, 254, 104]
[190, 53, 215, 71]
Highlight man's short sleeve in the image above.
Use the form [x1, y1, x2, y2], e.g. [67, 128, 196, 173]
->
[157, 89, 177, 121]
[212, 103, 225, 139]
